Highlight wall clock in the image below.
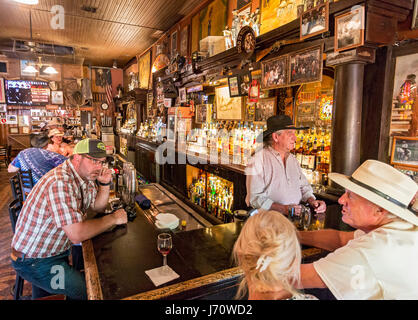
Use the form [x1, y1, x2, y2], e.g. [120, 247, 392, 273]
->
[101, 102, 109, 110]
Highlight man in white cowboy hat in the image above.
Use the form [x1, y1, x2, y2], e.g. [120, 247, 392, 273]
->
[298, 160, 418, 299]
[245, 115, 326, 217]
[47, 128, 72, 156]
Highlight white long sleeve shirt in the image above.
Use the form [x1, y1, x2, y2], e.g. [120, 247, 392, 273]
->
[245, 146, 315, 210]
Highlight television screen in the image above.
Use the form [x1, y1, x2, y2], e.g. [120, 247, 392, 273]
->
[5, 80, 50, 106]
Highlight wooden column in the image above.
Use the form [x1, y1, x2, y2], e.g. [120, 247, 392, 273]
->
[326, 48, 376, 177]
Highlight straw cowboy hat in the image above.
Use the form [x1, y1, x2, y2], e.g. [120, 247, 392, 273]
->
[259, 115, 308, 141]
[329, 160, 418, 226]
[48, 128, 64, 137]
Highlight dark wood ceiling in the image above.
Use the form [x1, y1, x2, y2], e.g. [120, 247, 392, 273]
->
[0, 0, 203, 67]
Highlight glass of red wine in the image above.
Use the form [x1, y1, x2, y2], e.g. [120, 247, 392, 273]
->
[157, 233, 172, 274]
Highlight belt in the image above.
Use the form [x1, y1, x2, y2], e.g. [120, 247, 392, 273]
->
[11, 248, 24, 261]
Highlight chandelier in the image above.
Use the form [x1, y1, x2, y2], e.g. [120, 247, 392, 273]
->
[23, 56, 58, 74]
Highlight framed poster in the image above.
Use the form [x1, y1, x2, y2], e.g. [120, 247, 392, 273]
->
[289, 45, 323, 85]
[171, 30, 178, 57]
[180, 25, 189, 57]
[0, 104, 6, 112]
[335, 5, 365, 52]
[260, 0, 303, 35]
[9, 127, 19, 134]
[6, 114, 17, 125]
[215, 85, 243, 120]
[51, 91, 64, 104]
[390, 136, 418, 169]
[255, 97, 277, 123]
[179, 87, 187, 103]
[0, 78, 5, 103]
[138, 50, 151, 89]
[228, 75, 241, 97]
[300, 2, 329, 41]
[261, 55, 288, 89]
[195, 104, 211, 124]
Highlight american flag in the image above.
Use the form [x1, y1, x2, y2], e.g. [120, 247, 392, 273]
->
[105, 69, 113, 107]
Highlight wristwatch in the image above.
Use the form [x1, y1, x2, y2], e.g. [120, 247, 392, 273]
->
[97, 180, 112, 186]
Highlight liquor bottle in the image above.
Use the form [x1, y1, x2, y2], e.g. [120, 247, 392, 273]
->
[306, 138, 317, 171]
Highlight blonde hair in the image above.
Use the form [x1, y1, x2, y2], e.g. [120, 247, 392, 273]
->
[233, 210, 302, 299]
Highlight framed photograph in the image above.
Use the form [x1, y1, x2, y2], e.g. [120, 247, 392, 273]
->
[335, 5, 365, 52]
[228, 75, 241, 97]
[0, 104, 6, 112]
[244, 101, 256, 122]
[289, 45, 323, 85]
[179, 87, 187, 103]
[167, 114, 176, 142]
[300, 2, 329, 41]
[51, 91, 64, 104]
[180, 25, 189, 57]
[254, 97, 277, 123]
[0, 77, 5, 103]
[215, 85, 243, 120]
[390, 136, 418, 169]
[195, 104, 211, 124]
[261, 55, 288, 89]
[6, 114, 17, 125]
[22, 127, 30, 134]
[9, 127, 19, 134]
[138, 50, 151, 89]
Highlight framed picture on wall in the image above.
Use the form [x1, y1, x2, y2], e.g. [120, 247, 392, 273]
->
[9, 127, 19, 134]
[254, 97, 277, 123]
[179, 87, 187, 103]
[167, 114, 176, 142]
[335, 5, 365, 52]
[300, 2, 329, 41]
[171, 30, 178, 57]
[215, 85, 243, 120]
[390, 136, 418, 169]
[195, 104, 211, 124]
[288, 45, 323, 85]
[51, 91, 64, 104]
[0, 104, 6, 113]
[228, 75, 241, 97]
[261, 55, 288, 89]
[180, 25, 189, 57]
[0, 78, 5, 103]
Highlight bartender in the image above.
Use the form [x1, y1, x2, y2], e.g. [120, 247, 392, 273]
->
[245, 115, 326, 216]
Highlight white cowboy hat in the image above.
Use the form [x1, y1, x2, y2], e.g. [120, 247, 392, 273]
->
[48, 128, 64, 137]
[329, 160, 418, 226]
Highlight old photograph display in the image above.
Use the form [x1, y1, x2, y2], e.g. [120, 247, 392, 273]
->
[289, 45, 323, 85]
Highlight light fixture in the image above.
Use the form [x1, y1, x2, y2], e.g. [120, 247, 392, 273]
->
[23, 64, 38, 73]
[13, 0, 39, 4]
[43, 66, 58, 74]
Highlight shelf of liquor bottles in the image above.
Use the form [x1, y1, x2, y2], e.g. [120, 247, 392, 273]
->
[186, 165, 234, 223]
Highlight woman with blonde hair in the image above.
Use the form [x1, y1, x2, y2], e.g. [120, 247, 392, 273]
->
[233, 210, 317, 300]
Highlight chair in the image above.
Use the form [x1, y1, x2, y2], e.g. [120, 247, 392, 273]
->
[8, 199, 24, 300]
[19, 170, 34, 199]
[10, 174, 24, 203]
[0, 145, 8, 168]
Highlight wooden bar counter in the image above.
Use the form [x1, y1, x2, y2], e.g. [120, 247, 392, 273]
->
[82, 194, 325, 300]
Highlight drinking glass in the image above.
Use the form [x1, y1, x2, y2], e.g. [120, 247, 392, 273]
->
[157, 233, 172, 274]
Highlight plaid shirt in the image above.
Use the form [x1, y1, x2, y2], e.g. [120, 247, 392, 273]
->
[12, 160, 98, 258]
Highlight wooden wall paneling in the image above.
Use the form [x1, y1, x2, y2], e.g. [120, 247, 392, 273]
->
[62, 64, 83, 80]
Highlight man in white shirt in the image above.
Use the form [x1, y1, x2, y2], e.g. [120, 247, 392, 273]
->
[299, 160, 418, 299]
[245, 115, 326, 216]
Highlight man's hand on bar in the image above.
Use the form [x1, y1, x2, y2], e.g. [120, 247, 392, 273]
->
[112, 208, 128, 225]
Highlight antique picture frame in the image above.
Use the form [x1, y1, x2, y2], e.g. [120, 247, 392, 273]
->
[195, 104, 211, 124]
[215, 85, 243, 120]
[254, 97, 277, 123]
[51, 91, 64, 104]
[335, 5, 365, 52]
[9, 127, 19, 134]
[228, 75, 241, 97]
[179, 87, 187, 103]
[138, 50, 151, 90]
[288, 45, 323, 85]
[0, 77, 5, 103]
[300, 2, 329, 41]
[390, 136, 418, 169]
[261, 55, 288, 89]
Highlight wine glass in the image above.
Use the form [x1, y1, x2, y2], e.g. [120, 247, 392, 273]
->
[157, 233, 172, 274]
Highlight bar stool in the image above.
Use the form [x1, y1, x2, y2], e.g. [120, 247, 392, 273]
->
[8, 199, 25, 300]
[19, 170, 34, 200]
[9, 174, 24, 203]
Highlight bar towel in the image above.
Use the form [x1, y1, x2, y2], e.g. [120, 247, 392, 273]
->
[135, 194, 151, 209]
[145, 266, 179, 287]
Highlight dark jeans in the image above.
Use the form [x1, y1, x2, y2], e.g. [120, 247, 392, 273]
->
[11, 250, 87, 300]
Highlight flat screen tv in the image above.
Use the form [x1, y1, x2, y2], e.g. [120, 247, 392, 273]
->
[5, 80, 50, 106]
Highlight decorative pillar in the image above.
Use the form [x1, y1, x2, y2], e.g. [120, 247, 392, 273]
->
[326, 47, 376, 177]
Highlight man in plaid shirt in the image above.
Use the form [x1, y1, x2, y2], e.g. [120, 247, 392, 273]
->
[11, 139, 127, 300]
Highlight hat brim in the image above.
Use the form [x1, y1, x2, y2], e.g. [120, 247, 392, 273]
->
[86, 152, 107, 159]
[329, 173, 418, 226]
[260, 126, 310, 140]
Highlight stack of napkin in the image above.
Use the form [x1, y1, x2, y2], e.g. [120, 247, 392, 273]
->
[155, 213, 179, 230]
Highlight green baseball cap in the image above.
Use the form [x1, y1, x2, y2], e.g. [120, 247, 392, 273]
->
[73, 138, 107, 158]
